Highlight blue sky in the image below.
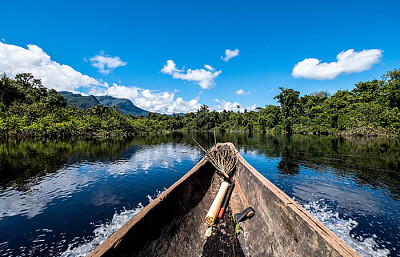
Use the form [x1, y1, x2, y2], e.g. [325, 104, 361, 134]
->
[1, 0, 399, 113]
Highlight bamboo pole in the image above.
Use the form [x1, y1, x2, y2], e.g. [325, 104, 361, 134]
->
[218, 182, 234, 219]
[205, 181, 230, 225]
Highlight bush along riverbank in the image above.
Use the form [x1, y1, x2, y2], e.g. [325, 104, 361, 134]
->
[1, 68, 400, 138]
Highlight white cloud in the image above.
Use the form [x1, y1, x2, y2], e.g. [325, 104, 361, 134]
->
[292, 49, 382, 80]
[0, 42, 201, 114]
[221, 49, 240, 62]
[160, 59, 180, 74]
[214, 99, 240, 111]
[236, 89, 245, 95]
[236, 89, 250, 95]
[89, 51, 127, 74]
[90, 83, 201, 114]
[0, 42, 104, 91]
[204, 64, 214, 71]
[161, 60, 221, 89]
[107, 83, 139, 99]
[213, 99, 256, 112]
[248, 104, 257, 111]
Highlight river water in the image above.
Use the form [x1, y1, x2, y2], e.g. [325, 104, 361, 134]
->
[0, 133, 399, 256]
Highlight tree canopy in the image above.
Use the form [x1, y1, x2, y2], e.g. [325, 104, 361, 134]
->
[1, 69, 400, 138]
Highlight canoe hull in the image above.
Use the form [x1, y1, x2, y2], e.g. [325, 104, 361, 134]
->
[89, 143, 359, 257]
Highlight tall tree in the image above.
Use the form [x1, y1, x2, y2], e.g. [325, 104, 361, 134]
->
[274, 87, 302, 133]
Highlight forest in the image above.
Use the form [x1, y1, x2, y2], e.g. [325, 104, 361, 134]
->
[1, 68, 400, 138]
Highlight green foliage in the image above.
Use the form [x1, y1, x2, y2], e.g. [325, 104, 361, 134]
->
[165, 68, 400, 136]
[2, 68, 400, 137]
[274, 87, 303, 133]
[0, 73, 161, 138]
[383, 69, 400, 109]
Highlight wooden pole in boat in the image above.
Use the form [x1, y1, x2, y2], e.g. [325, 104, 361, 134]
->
[218, 182, 234, 219]
[234, 178, 255, 222]
[205, 181, 230, 225]
[235, 179, 250, 207]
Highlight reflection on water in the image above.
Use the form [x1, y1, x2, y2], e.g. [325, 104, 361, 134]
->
[0, 133, 399, 256]
[0, 137, 201, 256]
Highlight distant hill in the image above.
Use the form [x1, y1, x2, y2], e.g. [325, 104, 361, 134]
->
[59, 91, 100, 109]
[59, 91, 150, 116]
[96, 95, 149, 116]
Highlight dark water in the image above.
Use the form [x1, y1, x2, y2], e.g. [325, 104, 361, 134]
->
[0, 133, 399, 256]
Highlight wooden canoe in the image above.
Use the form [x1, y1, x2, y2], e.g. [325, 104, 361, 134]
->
[89, 143, 359, 257]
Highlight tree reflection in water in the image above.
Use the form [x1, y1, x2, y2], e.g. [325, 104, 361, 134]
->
[1, 132, 400, 200]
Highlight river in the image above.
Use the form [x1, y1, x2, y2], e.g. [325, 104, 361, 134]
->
[0, 133, 399, 256]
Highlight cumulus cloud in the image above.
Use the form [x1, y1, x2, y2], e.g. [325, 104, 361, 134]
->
[214, 99, 240, 111]
[89, 51, 127, 74]
[0, 42, 201, 114]
[161, 60, 221, 89]
[90, 83, 201, 114]
[107, 83, 140, 99]
[161, 60, 181, 74]
[213, 99, 257, 112]
[221, 49, 240, 62]
[204, 64, 214, 71]
[236, 89, 250, 95]
[0, 42, 103, 91]
[292, 49, 382, 80]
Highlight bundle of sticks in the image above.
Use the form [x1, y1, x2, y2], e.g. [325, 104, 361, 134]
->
[193, 139, 238, 179]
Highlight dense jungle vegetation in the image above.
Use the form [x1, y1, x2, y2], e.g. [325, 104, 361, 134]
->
[1, 68, 400, 138]
[0, 73, 151, 137]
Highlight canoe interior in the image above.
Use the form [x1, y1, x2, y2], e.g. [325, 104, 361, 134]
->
[89, 160, 223, 257]
[90, 143, 359, 257]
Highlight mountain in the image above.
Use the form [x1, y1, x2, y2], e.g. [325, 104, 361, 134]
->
[59, 91, 150, 116]
[59, 91, 100, 109]
[96, 95, 149, 116]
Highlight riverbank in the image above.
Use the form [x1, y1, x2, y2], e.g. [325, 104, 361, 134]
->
[1, 127, 399, 140]
[2, 68, 400, 138]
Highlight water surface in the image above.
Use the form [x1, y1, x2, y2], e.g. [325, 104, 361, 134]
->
[0, 133, 399, 256]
